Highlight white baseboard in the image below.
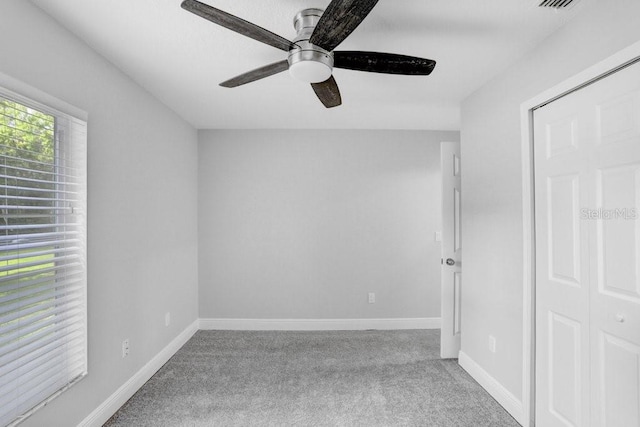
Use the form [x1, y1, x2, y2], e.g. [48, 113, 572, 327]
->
[199, 317, 441, 331]
[458, 351, 525, 426]
[78, 320, 199, 427]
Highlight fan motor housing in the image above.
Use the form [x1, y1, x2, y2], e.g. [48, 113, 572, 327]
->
[288, 8, 334, 83]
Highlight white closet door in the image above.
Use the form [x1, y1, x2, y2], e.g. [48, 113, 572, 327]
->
[534, 81, 592, 427]
[534, 61, 640, 427]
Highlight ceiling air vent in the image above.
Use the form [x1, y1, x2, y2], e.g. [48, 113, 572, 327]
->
[538, 0, 577, 8]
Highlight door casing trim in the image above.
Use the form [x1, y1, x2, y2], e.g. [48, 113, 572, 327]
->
[520, 40, 640, 427]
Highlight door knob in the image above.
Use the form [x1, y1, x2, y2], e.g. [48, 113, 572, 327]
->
[615, 314, 625, 323]
[446, 258, 455, 266]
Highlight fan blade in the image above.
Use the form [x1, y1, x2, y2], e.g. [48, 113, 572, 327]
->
[181, 0, 294, 52]
[334, 51, 436, 75]
[220, 60, 289, 88]
[309, 0, 379, 52]
[311, 76, 342, 108]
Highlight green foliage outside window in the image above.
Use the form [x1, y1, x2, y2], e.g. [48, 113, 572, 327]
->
[1, 98, 56, 235]
[1, 98, 56, 280]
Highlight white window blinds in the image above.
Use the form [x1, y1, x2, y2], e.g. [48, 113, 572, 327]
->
[0, 90, 87, 427]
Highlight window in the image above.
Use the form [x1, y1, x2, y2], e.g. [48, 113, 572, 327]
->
[0, 88, 87, 426]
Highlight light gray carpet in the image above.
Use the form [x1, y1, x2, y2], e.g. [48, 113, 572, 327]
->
[104, 330, 519, 426]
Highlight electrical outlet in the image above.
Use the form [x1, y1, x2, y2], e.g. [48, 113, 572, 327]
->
[122, 339, 130, 358]
[368, 292, 375, 304]
[165, 312, 171, 327]
[488, 335, 496, 353]
[434, 231, 442, 242]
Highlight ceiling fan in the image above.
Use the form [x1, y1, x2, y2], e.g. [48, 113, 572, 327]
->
[181, 0, 436, 108]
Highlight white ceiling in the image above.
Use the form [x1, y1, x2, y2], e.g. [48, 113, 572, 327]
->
[30, 0, 586, 130]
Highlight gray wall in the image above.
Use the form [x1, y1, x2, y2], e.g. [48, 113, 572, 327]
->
[460, 0, 640, 403]
[0, 1, 199, 426]
[198, 130, 458, 320]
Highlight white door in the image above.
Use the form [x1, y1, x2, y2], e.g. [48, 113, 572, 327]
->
[440, 141, 462, 359]
[534, 60, 640, 427]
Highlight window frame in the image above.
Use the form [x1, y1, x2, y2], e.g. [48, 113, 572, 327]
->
[0, 74, 88, 427]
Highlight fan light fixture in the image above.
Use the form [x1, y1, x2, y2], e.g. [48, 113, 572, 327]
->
[287, 9, 333, 83]
[288, 59, 332, 83]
